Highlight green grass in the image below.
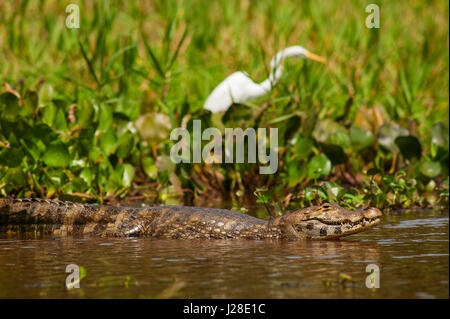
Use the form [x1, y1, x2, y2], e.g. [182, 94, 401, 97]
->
[0, 0, 448, 210]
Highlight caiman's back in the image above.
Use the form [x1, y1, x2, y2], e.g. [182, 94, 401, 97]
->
[0, 198, 270, 239]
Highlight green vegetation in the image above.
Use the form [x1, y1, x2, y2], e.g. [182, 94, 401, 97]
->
[0, 1, 448, 211]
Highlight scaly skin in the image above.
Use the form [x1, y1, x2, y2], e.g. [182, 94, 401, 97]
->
[0, 198, 382, 240]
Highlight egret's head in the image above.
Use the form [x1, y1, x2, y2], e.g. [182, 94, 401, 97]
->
[270, 45, 326, 70]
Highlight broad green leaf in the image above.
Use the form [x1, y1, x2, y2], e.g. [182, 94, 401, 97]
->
[305, 189, 315, 201]
[89, 147, 103, 162]
[122, 163, 135, 187]
[38, 83, 54, 106]
[395, 136, 421, 160]
[79, 266, 87, 279]
[54, 109, 68, 131]
[284, 115, 301, 141]
[33, 123, 58, 145]
[147, 165, 158, 180]
[319, 143, 347, 165]
[329, 132, 350, 150]
[0, 148, 24, 167]
[350, 126, 374, 150]
[430, 122, 449, 153]
[308, 154, 331, 179]
[77, 99, 94, 127]
[294, 136, 314, 159]
[98, 104, 113, 132]
[135, 113, 171, 144]
[116, 132, 134, 158]
[0, 92, 20, 118]
[7, 119, 33, 142]
[23, 91, 38, 115]
[142, 157, 158, 179]
[20, 138, 44, 162]
[287, 160, 306, 187]
[43, 143, 70, 167]
[8, 168, 27, 186]
[420, 160, 441, 178]
[46, 168, 66, 186]
[41, 103, 56, 125]
[313, 119, 347, 144]
[69, 177, 88, 192]
[100, 130, 117, 155]
[80, 167, 94, 186]
[324, 181, 344, 199]
[425, 179, 436, 192]
[155, 155, 176, 172]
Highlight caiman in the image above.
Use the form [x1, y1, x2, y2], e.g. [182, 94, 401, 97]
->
[0, 198, 382, 240]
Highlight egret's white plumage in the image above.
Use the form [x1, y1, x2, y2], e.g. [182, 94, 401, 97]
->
[203, 45, 325, 113]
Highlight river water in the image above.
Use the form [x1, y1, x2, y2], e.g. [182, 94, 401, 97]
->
[0, 208, 447, 298]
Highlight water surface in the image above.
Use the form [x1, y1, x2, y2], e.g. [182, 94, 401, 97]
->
[0, 209, 447, 298]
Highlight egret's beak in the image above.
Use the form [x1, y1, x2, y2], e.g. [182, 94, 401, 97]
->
[304, 51, 326, 64]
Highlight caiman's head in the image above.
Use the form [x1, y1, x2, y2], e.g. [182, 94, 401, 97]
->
[280, 203, 382, 240]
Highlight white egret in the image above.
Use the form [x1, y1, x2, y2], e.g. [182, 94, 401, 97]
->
[203, 45, 326, 113]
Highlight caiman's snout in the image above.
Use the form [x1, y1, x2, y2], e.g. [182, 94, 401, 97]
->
[287, 203, 383, 240]
[363, 207, 382, 220]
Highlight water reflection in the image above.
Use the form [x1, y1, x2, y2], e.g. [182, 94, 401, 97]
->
[0, 210, 447, 298]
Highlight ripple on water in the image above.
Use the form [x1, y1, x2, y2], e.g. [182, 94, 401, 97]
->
[393, 253, 449, 259]
[313, 254, 340, 259]
[377, 239, 403, 245]
[411, 238, 448, 242]
[384, 217, 449, 229]
[415, 292, 436, 299]
[268, 273, 281, 278]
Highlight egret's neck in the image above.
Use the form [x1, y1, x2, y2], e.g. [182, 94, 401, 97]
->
[259, 65, 283, 91]
[259, 45, 305, 93]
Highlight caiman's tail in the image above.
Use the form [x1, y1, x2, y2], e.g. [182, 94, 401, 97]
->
[0, 197, 141, 236]
[0, 197, 85, 225]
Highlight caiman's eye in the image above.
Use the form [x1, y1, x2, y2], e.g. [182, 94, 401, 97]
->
[321, 203, 332, 210]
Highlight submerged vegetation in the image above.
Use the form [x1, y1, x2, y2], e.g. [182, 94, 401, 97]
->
[0, 1, 448, 212]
